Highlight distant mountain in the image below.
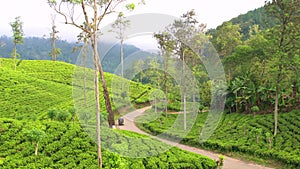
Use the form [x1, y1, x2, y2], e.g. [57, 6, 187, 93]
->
[0, 36, 155, 73]
[208, 7, 276, 40]
[229, 7, 276, 40]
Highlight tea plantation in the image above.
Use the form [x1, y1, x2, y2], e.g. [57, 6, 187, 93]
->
[137, 108, 300, 168]
[0, 58, 217, 169]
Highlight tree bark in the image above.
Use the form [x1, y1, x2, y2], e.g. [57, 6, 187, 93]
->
[91, 34, 102, 168]
[274, 84, 279, 136]
[120, 38, 124, 90]
[163, 51, 168, 118]
[97, 59, 115, 128]
[182, 50, 186, 131]
[193, 81, 196, 116]
[51, 15, 57, 62]
[51, 31, 57, 61]
[83, 46, 87, 107]
[14, 44, 16, 71]
[183, 93, 187, 131]
[35, 142, 39, 156]
[154, 95, 157, 114]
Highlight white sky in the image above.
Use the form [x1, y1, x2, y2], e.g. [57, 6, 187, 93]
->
[0, 0, 265, 50]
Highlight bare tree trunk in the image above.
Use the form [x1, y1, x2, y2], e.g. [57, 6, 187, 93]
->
[53, 43, 57, 61]
[83, 48, 87, 107]
[120, 38, 124, 90]
[51, 39, 57, 61]
[154, 95, 157, 114]
[92, 34, 102, 168]
[182, 50, 186, 131]
[51, 31, 57, 62]
[235, 93, 238, 113]
[165, 86, 168, 118]
[274, 84, 279, 136]
[90, 2, 103, 166]
[35, 142, 39, 156]
[14, 44, 16, 71]
[97, 59, 115, 128]
[183, 93, 187, 131]
[51, 15, 57, 62]
[163, 51, 168, 118]
[192, 57, 197, 116]
[90, 1, 115, 128]
[193, 81, 196, 116]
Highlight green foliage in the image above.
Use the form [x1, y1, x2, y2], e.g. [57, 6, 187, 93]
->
[0, 59, 152, 120]
[217, 155, 225, 168]
[47, 109, 57, 120]
[10, 16, 24, 45]
[251, 106, 260, 113]
[0, 59, 217, 168]
[56, 110, 70, 121]
[125, 3, 135, 11]
[24, 128, 46, 143]
[210, 22, 242, 58]
[228, 7, 276, 40]
[0, 119, 217, 168]
[137, 109, 300, 168]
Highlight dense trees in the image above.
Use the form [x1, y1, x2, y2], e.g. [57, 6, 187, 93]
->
[211, 22, 242, 58]
[264, 0, 300, 136]
[209, 0, 300, 138]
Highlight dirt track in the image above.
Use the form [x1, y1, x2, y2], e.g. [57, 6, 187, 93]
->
[117, 106, 275, 169]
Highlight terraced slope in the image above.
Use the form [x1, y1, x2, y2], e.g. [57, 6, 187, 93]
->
[0, 58, 217, 168]
[0, 58, 152, 120]
[137, 108, 300, 168]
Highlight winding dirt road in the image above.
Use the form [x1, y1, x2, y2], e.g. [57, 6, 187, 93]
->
[117, 106, 275, 169]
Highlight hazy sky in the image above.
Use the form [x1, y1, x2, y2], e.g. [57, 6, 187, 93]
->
[0, 0, 265, 50]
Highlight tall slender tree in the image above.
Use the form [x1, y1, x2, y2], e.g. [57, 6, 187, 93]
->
[265, 0, 300, 136]
[154, 31, 175, 117]
[171, 10, 199, 130]
[10, 16, 24, 70]
[48, 0, 137, 167]
[111, 12, 130, 90]
[50, 14, 61, 62]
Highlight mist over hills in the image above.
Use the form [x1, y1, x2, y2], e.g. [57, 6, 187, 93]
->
[0, 36, 156, 73]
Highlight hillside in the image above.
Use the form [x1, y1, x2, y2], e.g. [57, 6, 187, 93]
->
[0, 118, 217, 168]
[208, 7, 276, 41]
[229, 7, 276, 40]
[0, 59, 218, 168]
[0, 58, 154, 120]
[0, 36, 153, 73]
[137, 108, 300, 168]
